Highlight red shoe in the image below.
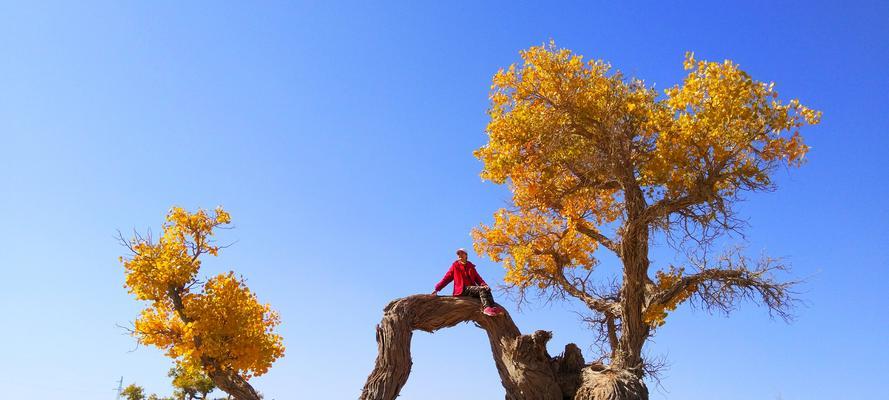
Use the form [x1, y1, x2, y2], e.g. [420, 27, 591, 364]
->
[483, 307, 499, 316]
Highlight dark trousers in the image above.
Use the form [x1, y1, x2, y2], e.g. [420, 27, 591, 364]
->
[461, 285, 495, 308]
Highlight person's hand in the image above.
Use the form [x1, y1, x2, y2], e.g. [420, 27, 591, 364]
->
[431, 290, 438, 296]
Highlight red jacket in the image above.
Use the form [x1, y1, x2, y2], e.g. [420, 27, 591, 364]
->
[434, 260, 487, 296]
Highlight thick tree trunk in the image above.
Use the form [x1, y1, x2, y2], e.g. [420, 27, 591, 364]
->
[614, 182, 651, 375]
[206, 367, 262, 400]
[615, 228, 650, 374]
[359, 294, 648, 400]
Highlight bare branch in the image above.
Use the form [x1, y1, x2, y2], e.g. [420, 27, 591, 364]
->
[641, 351, 670, 389]
[576, 311, 620, 363]
[643, 179, 715, 226]
[646, 247, 798, 322]
[115, 229, 142, 255]
[642, 139, 782, 249]
[535, 250, 623, 318]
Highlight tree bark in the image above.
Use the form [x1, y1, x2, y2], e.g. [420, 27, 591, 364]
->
[359, 294, 648, 400]
[206, 367, 261, 400]
[575, 368, 648, 400]
[613, 178, 651, 375]
[614, 224, 650, 374]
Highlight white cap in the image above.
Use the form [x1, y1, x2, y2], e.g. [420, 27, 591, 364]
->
[456, 248, 467, 255]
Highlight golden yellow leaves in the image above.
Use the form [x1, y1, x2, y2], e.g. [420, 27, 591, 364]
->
[648, 51, 822, 197]
[683, 51, 696, 70]
[164, 206, 230, 257]
[472, 208, 599, 288]
[185, 272, 284, 378]
[121, 207, 284, 380]
[643, 267, 696, 328]
[474, 42, 820, 305]
[134, 302, 187, 357]
[123, 206, 230, 302]
[123, 238, 196, 303]
[169, 364, 215, 395]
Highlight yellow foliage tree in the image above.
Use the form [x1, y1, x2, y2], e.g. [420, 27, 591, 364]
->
[120, 207, 284, 400]
[169, 364, 216, 400]
[473, 43, 820, 377]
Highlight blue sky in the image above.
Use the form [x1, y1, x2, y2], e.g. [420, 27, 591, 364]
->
[1, 1, 887, 399]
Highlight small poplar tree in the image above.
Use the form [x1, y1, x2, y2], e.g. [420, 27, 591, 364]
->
[120, 207, 284, 400]
[122, 384, 147, 400]
[170, 365, 216, 400]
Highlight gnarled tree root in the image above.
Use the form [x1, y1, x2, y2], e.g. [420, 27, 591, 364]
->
[576, 368, 648, 400]
[359, 294, 649, 400]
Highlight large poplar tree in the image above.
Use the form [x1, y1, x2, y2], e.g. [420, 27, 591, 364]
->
[472, 42, 820, 397]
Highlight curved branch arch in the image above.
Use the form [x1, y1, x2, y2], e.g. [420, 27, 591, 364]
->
[359, 295, 587, 400]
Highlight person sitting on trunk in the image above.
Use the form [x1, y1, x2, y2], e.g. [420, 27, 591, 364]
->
[432, 248, 504, 316]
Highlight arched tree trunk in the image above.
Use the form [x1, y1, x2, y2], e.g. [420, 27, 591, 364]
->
[359, 294, 648, 400]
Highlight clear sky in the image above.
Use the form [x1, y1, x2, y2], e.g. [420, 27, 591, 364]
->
[1, 1, 887, 399]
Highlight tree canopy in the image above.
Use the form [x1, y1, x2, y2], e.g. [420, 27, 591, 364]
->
[122, 384, 147, 400]
[472, 42, 820, 372]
